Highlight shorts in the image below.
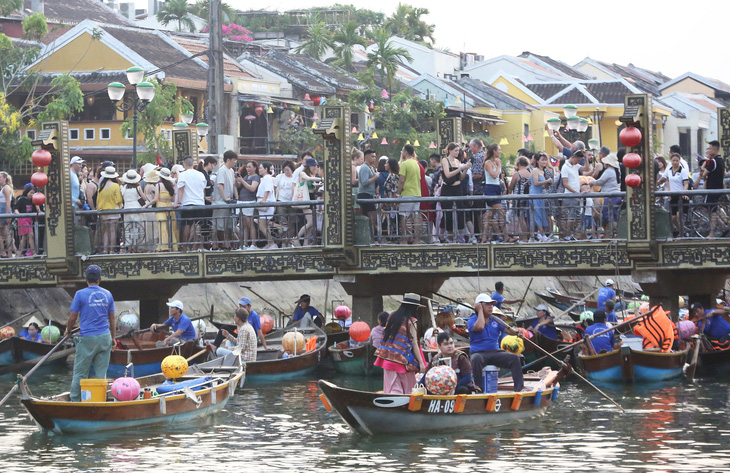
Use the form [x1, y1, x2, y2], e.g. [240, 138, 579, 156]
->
[602, 197, 622, 222]
[561, 198, 580, 220]
[181, 206, 206, 227]
[212, 208, 231, 231]
[483, 184, 502, 207]
[706, 194, 720, 212]
[398, 201, 419, 217]
[257, 206, 274, 219]
[238, 202, 255, 217]
[17, 218, 33, 236]
[357, 192, 376, 216]
[669, 195, 684, 216]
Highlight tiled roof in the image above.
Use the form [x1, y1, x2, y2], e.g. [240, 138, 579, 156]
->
[26, 0, 131, 26]
[242, 51, 335, 95]
[551, 88, 592, 104]
[525, 83, 570, 101]
[518, 52, 591, 80]
[284, 53, 362, 91]
[584, 82, 634, 104]
[455, 78, 535, 111]
[173, 37, 258, 80]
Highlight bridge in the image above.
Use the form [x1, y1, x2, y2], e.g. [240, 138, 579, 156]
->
[3, 96, 730, 326]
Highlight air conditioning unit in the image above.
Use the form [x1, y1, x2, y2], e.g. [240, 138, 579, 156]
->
[118, 2, 135, 20]
[475, 55, 485, 62]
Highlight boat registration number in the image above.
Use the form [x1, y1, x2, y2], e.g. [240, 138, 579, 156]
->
[426, 399, 456, 413]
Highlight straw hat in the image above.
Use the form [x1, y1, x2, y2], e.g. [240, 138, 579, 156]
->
[398, 293, 425, 307]
[158, 167, 174, 181]
[602, 154, 620, 169]
[141, 163, 160, 183]
[120, 169, 141, 184]
[101, 166, 118, 179]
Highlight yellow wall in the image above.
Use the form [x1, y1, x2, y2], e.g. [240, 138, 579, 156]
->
[661, 78, 714, 98]
[30, 32, 133, 73]
[486, 111, 530, 156]
[491, 76, 539, 105]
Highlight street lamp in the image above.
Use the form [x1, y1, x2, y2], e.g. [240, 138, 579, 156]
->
[196, 123, 209, 142]
[107, 66, 156, 169]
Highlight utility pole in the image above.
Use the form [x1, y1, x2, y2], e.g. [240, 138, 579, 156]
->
[207, 0, 224, 154]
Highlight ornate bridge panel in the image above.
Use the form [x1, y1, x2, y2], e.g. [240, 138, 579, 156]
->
[83, 255, 200, 279]
[660, 242, 730, 268]
[437, 118, 463, 155]
[0, 261, 56, 286]
[172, 128, 198, 164]
[205, 251, 330, 277]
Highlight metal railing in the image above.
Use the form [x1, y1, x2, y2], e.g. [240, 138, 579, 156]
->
[0, 211, 46, 258]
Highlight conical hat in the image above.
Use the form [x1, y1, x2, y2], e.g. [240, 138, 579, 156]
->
[25, 315, 45, 328]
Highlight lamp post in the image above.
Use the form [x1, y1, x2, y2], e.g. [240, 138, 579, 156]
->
[107, 66, 156, 170]
[547, 105, 597, 148]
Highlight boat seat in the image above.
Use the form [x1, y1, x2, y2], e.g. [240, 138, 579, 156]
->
[156, 376, 213, 394]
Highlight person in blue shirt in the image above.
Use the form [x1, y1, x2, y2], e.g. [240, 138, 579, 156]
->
[151, 300, 196, 346]
[468, 293, 524, 392]
[239, 296, 268, 350]
[65, 265, 116, 402]
[596, 279, 617, 311]
[491, 281, 524, 310]
[528, 304, 557, 339]
[584, 310, 616, 354]
[605, 300, 618, 324]
[18, 322, 43, 342]
[291, 294, 323, 327]
[702, 302, 730, 342]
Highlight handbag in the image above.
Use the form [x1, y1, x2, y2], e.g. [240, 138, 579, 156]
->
[411, 383, 426, 395]
[292, 181, 310, 209]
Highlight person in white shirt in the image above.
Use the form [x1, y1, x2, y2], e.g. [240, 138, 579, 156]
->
[173, 156, 207, 250]
[213, 151, 238, 249]
[657, 152, 690, 235]
[256, 162, 277, 249]
[560, 151, 583, 240]
[274, 160, 298, 247]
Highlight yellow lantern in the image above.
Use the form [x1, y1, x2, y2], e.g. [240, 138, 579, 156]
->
[161, 355, 188, 379]
[282, 331, 306, 354]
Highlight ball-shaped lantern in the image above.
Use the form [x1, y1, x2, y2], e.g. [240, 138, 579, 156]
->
[677, 320, 697, 340]
[334, 305, 352, 321]
[500, 335, 525, 355]
[0, 326, 16, 339]
[625, 174, 642, 188]
[31, 149, 52, 167]
[117, 312, 140, 334]
[32, 192, 46, 206]
[619, 127, 642, 147]
[623, 153, 642, 169]
[30, 172, 48, 188]
[161, 355, 188, 379]
[516, 327, 533, 339]
[580, 311, 594, 323]
[111, 377, 141, 401]
[192, 319, 207, 339]
[282, 331, 306, 354]
[349, 321, 371, 343]
[41, 325, 60, 343]
[424, 365, 457, 395]
[260, 314, 274, 334]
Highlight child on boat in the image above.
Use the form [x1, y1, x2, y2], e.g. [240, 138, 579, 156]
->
[421, 333, 477, 395]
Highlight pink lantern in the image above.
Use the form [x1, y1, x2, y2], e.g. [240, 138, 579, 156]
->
[304, 93, 311, 101]
[521, 135, 527, 143]
[351, 126, 358, 134]
[312, 96, 322, 106]
[32, 192, 46, 205]
[429, 142, 436, 149]
[244, 115, 256, 121]
[254, 106, 263, 117]
[625, 174, 642, 188]
[111, 377, 140, 401]
[527, 134, 533, 141]
[381, 138, 388, 145]
[313, 112, 319, 120]
[382, 89, 389, 99]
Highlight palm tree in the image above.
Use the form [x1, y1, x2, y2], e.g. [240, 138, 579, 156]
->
[383, 3, 410, 38]
[332, 21, 367, 71]
[156, 0, 196, 32]
[366, 28, 413, 92]
[188, 0, 236, 23]
[407, 7, 435, 45]
[294, 22, 334, 61]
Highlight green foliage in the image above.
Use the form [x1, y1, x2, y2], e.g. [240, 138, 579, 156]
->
[0, 0, 22, 17]
[277, 126, 320, 156]
[383, 4, 435, 47]
[189, 0, 236, 22]
[156, 0, 196, 32]
[294, 22, 334, 61]
[22, 12, 48, 41]
[366, 28, 413, 92]
[36, 76, 83, 122]
[332, 21, 367, 71]
[121, 79, 192, 162]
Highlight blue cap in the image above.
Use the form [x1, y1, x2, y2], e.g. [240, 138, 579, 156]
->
[85, 265, 102, 280]
[24, 182, 34, 189]
[305, 157, 318, 167]
[239, 296, 252, 306]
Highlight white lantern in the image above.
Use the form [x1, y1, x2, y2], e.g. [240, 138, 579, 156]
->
[107, 82, 126, 101]
[136, 82, 156, 102]
[546, 118, 562, 132]
[126, 66, 144, 85]
[578, 118, 589, 133]
[196, 123, 209, 137]
[181, 113, 194, 124]
[567, 116, 581, 130]
[563, 104, 578, 118]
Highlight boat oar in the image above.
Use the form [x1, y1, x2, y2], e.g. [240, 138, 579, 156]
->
[240, 284, 288, 322]
[553, 288, 600, 320]
[520, 306, 661, 371]
[187, 348, 208, 363]
[514, 278, 533, 318]
[0, 329, 77, 408]
[431, 291, 625, 412]
[686, 334, 703, 381]
[0, 309, 40, 331]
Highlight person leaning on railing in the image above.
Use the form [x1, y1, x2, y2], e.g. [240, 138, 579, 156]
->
[96, 166, 122, 254]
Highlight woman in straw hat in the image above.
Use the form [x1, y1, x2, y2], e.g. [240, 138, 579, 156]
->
[148, 167, 178, 252]
[119, 169, 147, 253]
[140, 164, 160, 250]
[97, 166, 122, 254]
[374, 293, 428, 394]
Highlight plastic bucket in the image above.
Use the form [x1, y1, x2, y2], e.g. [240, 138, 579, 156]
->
[80, 378, 108, 402]
[620, 335, 643, 351]
[482, 365, 499, 394]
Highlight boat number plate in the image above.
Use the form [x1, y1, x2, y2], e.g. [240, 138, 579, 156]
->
[427, 399, 456, 413]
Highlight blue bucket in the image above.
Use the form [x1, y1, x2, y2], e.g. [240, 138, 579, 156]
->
[483, 365, 499, 393]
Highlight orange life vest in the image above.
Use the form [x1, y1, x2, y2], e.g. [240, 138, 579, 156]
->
[633, 306, 674, 352]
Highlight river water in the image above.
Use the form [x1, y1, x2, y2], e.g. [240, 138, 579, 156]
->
[1, 363, 729, 473]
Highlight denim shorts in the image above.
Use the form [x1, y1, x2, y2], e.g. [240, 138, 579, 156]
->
[483, 184, 502, 207]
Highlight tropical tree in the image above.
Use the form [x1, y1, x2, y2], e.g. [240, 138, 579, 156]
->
[332, 21, 367, 71]
[294, 22, 334, 61]
[383, 4, 410, 38]
[156, 0, 196, 32]
[366, 28, 412, 92]
[0, 0, 22, 16]
[383, 4, 435, 46]
[188, 0, 236, 23]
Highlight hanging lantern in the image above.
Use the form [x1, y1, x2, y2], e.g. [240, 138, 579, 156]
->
[499, 138, 509, 146]
[31, 149, 52, 167]
[521, 135, 528, 143]
[368, 100, 374, 111]
[313, 112, 319, 120]
[371, 131, 378, 139]
[577, 118, 589, 133]
[406, 140, 411, 145]
[455, 96, 462, 104]
[382, 89, 389, 99]
[357, 133, 364, 140]
[588, 138, 599, 150]
[546, 118, 562, 132]
[32, 192, 46, 206]
[527, 134, 533, 141]
[625, 174, 641, 188]
[381, 138, 388, 145]
[413, 140, 420, 147]
[623, 153, 642, 169]
[620, 126, 642, 147]
[351, 126, 358, 134]
[311, 121, 317, 129]
[429, 142, 436, 149]
[544, 130, 550, 138]
[567, 116, 581, 130]
[312, 96, 322, 106]
[304, 93, 311, 101]
[244, 114, 256, 121]
[30, 172, 48, 188]
[444, 98, 449, 107]
[267, 106, 274, 114]
[254, 106, 263, 117]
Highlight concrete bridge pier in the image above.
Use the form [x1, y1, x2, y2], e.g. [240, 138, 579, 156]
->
[103, 282, 183, 328]
[633, 269, 728, 321]
[340, 274, 448, 329]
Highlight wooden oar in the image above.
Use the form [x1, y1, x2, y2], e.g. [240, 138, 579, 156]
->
[553, 287, 600, 319]
[431, 291, 626, 412]
[186, 348, 208, 363]
[0, 310, 40, 331]
[0, 330, 76, 408]
[514, 278, 533, 318]
[686, 334, 703, 381]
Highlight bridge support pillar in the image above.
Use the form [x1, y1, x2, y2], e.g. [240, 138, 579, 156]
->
[633, 270, 728, 321]
[139, 298, 175, 328]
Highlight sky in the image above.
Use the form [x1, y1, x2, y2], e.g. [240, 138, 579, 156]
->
[142, 0, 730, 83]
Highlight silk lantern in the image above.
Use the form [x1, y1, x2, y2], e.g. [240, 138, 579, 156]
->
[261, 314, 274, 334]
[32, 192, 46, 206]
[623, 153, 642, 169]
[30, 172, 48, 188]
[349, 321, 371, 343]
[620, 127, 642, 147]
[625, 174, 642, 188]
[31, 149, 52, 167]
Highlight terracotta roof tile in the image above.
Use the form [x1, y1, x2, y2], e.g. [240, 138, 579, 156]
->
[173, 38, 258, 80]
[26, 0, 131, 26]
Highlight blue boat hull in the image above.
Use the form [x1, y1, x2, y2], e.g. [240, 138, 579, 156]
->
[581, 347, 688, 383]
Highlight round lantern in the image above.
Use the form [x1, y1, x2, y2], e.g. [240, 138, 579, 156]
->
[260, 314, 274, 334]
[31, 149, 52, 167]
[678, 296, 685, 309]
[677, 320, 697, 340]
[334, 305, 352, 321]
[117, 311, 140, 334]
[623, 153, 642, 169]
[161, 355, 188, 379]
[282, 331, 306, 354]
[0, 326, 16, 339]
[41, 325, 60, 343]
[32, 192, 46, 206]
[312, 96, 322, 106]
[619, 126, 642, 147]
[625, 174, 642, 188]
[30, 172, 48, 188]
[192, 319, 207, 339]
[580, 311, 594, 323]
[111, 377, 141, 401]
[254, 106, 263, 116]
[500, 335, 524, 355]
[424, 365, 457, 395]
[349, 321, 370, 343]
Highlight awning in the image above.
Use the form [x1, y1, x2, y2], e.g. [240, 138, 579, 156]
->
[272, 97, 313, 110]
[445, 107, 506, 125]
[238, 94, 272, 105]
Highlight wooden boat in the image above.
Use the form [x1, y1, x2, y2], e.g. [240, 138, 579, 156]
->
[328, 341, 383, 376]
[318, 368, 560, 435]
[579, 346, 689, 383]
[696, 345, 730, 376]
[244, 324, 327, 383]
[535, 290, 593, 318]
[0, 336, 75, 375]
[521, 331, 575, 370]
[109, 331, 199, 378]
[19, 351, 245, 435]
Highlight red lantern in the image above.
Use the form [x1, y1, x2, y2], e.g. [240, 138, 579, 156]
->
[260, 314, 274, 334]
[619, 127, 642, 147]
[625, 174, 641, 188]
[334, 305, 352, 321]
[623, 153, 642, 169]
[254, 106, 263, 117]
[32, 192, 46, 205]
[30, 172, 48, 188]
[31, 149, 52, 167]
[349, 321, 371, 343]
[312, 96, 322, 106]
